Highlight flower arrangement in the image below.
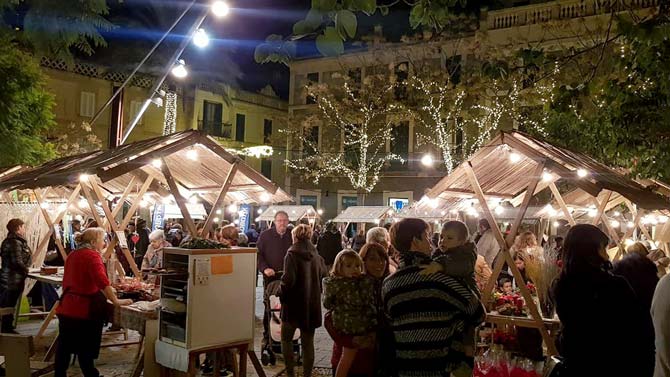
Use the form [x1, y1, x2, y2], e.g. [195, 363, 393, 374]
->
[495, 292, 527, 316]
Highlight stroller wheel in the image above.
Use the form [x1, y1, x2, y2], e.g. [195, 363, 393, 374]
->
[261, 350, 270, 366]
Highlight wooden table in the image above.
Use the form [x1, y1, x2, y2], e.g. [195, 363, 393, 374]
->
[27, 269, 63, 342]
[113, 305, 160, 377]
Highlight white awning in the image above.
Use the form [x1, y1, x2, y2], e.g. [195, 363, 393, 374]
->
[256, 205, 319, 222]
[163, 203, 207, 220]
[331, 206, 394, 223]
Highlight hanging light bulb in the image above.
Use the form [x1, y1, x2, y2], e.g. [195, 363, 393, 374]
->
[171, 60, 188, 78]
[627, 221, 635, 229]
[577, 169, 588, 178]
[317, 209, 324, 215]
[260, 192, 270, 202]
[542, 171, 553, 182]
[213, 217, 220, 223]
[215, 209, 222, 215]
[257, 208, 263, 214]
[553, 221, 560, 228]
[193, 28, 210, 48]
[228, 203, 238, 213]
[151, 159, 162, 168]
[494, 206, 504, 215]
[186, 149, 198, 161]
[613, 211, 621, 217]
[211, 1, 230, 17]
[509, 153, 521, 163]
[79, 174, 89, 182]
[610, 220, 620, 228]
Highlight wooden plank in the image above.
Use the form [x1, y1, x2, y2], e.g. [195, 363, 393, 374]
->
[89, 177, 141, 278]
[464, 161, 558, 355]
[592, 190, 613, 226]
[80, 182, 106, 230]
[625, 201, 653, 241]
[0, 334, 33, 376]
[111, 175, 137, 218]
[506, 160, 546, 248]
[161, 158, 197, 236]
[33, 189, 68, 263]
[549, 182, 576, 226]
[202, 163, 238, 237]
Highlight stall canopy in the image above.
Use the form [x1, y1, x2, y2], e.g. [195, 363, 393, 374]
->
[417, 130, 670, 355]
[256, 205, 319, 222]
[0, 130, 291, 278]
[332, 206, 394, 224]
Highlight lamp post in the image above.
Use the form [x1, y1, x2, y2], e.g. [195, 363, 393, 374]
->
[119, 1, 229, 145]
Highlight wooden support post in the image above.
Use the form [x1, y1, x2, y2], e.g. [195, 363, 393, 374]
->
[31, 185, 82, 265]
[88, 178, 142, 278]
[34, 189, 68, 263]
[202, 163, 238, 237]
[464, 161, 558, 355]
[590, 196, 620, 244]
[548, 182, 576, 226]
[80, 182, 106, 230]
[111, 175, 137, 219]
[592, 190, 613, 226]
[160, 158, 197, 236]
[625, 201, 653, 241]
[616, 208, 645, 261]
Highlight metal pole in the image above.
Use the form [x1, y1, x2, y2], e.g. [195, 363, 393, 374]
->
[121, 7, 209, 145]
[89, 0, 198, 125]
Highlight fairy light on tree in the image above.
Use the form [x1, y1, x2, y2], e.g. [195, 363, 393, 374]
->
[284, 73, 405, 198]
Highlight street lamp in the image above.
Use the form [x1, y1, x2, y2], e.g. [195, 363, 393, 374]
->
[420, 154, 434, 167]
[193, 28, 210, 48]
[212, 1, 230, 17]
[171, 60, 188, 78]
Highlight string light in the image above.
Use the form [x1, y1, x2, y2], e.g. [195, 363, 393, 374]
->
[228, 203, 238, 213]
[260, 192, 270, 202]
[494, 206, 504, 215]
[509, 153, 521, 163]
[163, 92, 177, 135]
[317, 209, 324, 215]
[577, 169, 588, 178]
[79, 174, 89, 182]
[193, 28, 210, 48]
[186, 149, 198, 161]
[610, 220, 620, 228]
[542, 171, 553, 182]
[420, 154, 434, 167]
[151, 159, 162, 168]
[613, 211, 621, 217]
[215, 209, 222, 215]
[213, 217, 220, 222]
[171, 60, 188, 78]
[257, 208, 263, 214]
[553, 221, 560, 227]
[627, 221, 635, 228]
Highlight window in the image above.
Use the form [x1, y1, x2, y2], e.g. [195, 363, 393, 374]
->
[129, 100, 143, 125]
[80, 92, 96, 117]
[341, 196, 358, 210]
[389, 122, 409, 170]
[303, 126, 319, 157]
[202, 101, 228, 137]
[306, 72, 319, 104]
[394, 63, 408, 99]
[261, 158, 272, 179]
[445, 55, 462, 85]
[235, 113, 245, 142]
[300, 195, 318, 207]
[263, 119, 272, 144]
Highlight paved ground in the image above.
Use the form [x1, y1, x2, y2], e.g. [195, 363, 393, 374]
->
[13, 286, 334, 376]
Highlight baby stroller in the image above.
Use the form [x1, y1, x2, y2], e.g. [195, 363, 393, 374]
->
[261, 272, 301, 366]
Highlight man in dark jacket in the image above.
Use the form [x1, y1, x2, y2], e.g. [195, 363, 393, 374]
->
[0, 219, 32, 333]
[279, 224, 326, 377]
[257, 211, 292, 351]
[317, 222, 343, 267]
[134, 218, 150, 269]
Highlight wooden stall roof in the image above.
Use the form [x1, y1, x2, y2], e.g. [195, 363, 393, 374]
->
[332, 206, 394, 223]
[425, 131, 670, 211]
[256, 205, 319, 222]
[0, 130, 291, 205]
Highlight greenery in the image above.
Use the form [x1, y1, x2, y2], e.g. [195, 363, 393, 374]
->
[254, 0, 479, 63]
[0, 36, 55, 166]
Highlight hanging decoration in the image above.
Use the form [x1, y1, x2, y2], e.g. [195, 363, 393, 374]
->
[163, 91, 178, 135]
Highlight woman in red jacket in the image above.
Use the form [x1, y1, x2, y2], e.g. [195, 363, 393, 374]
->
[55, 227, 132, 377]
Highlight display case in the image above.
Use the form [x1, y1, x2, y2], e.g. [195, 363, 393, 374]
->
[157, 247, 257, 350]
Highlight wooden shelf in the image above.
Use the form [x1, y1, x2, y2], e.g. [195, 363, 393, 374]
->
[485, 313, 560, 330]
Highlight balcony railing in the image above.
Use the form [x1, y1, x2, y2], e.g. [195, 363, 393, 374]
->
[486, 0, 659, 30]
[198, 120, 232, 139]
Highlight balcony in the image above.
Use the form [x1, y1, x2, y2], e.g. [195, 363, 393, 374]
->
[198, 120, 232, 139]
[486, 0, 659, 30]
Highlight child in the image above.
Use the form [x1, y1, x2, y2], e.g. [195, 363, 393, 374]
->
[421, 220, 480, 377]
[499, 277, 514, 294]
[323, 249, 377, 377]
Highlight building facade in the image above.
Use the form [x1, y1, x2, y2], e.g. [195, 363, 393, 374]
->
[284, 0, 659, 220]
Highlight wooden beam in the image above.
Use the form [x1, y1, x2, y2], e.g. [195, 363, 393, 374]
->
[625, 201, 653, 241]
[160, 158, 197, 236]
[89, 178, 141, 278]
[80, 182, 105, 230]
[202, 163, 238, 237]
[623, 208, 644, 242]
[549, 182, 576, 226]
[592, 190, 613, 226]
[33, 189, 68, 263]
[464, 161, 558, 355]
[506, 160, 546, 248]
[111, 175, 137, 219]
[437, 188, 515, 200]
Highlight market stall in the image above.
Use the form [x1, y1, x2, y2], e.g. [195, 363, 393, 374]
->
[255, 205, 319, 226]
[0, 130, 290, 376]
[331, 205, 394, 230]
[417, 130, 670, 357]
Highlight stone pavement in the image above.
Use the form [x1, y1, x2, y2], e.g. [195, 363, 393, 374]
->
[14, 286, 334, 376]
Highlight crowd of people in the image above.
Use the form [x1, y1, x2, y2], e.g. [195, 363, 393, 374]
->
[258, 211, 670, 377]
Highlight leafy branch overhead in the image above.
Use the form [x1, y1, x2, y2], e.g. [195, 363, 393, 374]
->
[254, 0, 471, 63]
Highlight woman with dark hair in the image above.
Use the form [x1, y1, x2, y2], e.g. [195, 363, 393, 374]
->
[0, 219, 32, 333]
[325, 243, 391, 376]
[553, 224, 655, 377]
